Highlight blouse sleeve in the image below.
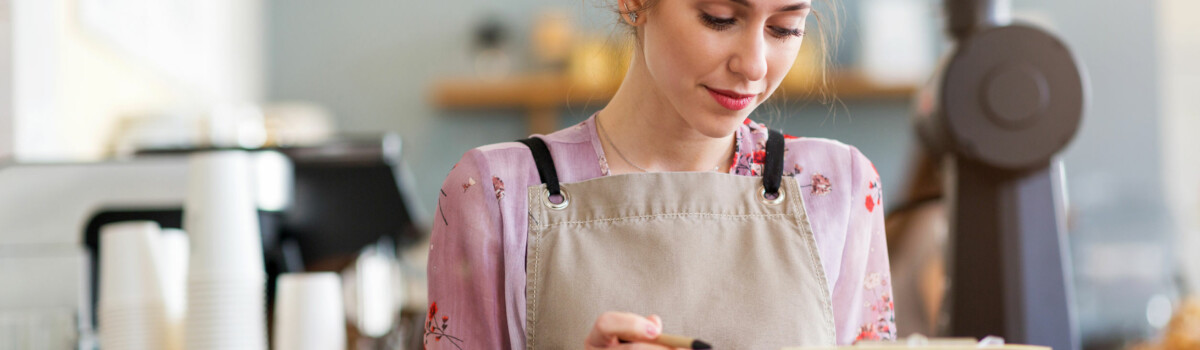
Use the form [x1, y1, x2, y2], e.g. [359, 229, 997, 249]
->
[424, 149, 508, 349]
[833, 146, 898, 344]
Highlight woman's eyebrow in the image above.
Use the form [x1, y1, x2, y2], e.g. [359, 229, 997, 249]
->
[727, 0, 812, 12]
[777, 2, 811, 12]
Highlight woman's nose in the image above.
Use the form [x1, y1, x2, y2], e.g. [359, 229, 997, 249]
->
[728, 29, 769, 82]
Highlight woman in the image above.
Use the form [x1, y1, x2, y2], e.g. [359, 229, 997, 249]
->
[425, 0, 895, 348]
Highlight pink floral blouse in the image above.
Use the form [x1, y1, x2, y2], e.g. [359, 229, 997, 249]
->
[425, 116, 896, 349]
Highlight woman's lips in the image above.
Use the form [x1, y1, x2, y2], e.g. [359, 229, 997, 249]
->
[705, 87, 757, 111]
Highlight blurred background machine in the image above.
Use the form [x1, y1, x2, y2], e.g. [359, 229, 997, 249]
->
[913, 0, 1086, 349]
[0, 135, 428, 349]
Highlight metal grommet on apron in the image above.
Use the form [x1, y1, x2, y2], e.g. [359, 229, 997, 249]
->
[759, 185, 786, 205]
[518, 130, 836, 349]
[541, 187, 570, 210]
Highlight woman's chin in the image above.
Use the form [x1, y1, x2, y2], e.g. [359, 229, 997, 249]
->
[686, 112, 748, 139]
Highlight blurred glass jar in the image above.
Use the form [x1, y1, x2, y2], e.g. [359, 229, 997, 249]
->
[473, 16, 512, 80]
[567, 38, 629, 92]
[532, 10, 574, 70]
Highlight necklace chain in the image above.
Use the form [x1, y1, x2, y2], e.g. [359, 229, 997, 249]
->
[596, 114, 726, 173]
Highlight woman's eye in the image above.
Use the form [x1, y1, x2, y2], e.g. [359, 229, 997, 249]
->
[699, 13, 736, 31]
[769, 26, 805, 39]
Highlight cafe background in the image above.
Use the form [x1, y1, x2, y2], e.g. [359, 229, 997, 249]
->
[1, 0, 1198, 349]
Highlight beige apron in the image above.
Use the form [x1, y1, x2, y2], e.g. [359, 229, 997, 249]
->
[518, 129, 836, 349]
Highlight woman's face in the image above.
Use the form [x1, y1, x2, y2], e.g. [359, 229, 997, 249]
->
[637, 0, 811, 138]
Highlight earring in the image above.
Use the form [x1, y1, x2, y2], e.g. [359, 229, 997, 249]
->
[624, 2, 639, 23]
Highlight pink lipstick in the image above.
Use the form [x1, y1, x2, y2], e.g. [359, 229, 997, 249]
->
[705, 87, 757, 111]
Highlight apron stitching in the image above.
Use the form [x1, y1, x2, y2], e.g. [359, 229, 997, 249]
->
[531, 226, 538, 350]
[532, 212, 788, 229]
[526, 191, 539, 350]
[787, 179, 838, 343]
[527, 222, 540, 350]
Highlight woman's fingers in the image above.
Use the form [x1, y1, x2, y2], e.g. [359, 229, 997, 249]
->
[647, 314, 663, 329]
[584, 311, 661, 348]
[618, 343, 677, 350]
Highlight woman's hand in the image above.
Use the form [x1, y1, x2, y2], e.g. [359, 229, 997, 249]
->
[584, 312, 683, 349]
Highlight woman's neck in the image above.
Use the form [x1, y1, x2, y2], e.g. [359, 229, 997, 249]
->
[596, 53, 737, 174]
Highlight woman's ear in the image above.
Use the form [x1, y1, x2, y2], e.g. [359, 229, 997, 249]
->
[621, 0, 644, 26]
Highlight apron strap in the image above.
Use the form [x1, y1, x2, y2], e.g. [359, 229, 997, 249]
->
[517, 137, 562, 196]
[519, 129, 785, 197]
[762, 129, 786, 196]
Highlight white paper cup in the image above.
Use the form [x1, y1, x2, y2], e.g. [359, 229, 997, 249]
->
[98, 221, 169, 350]
[160, 228, 189, 350]
[98, 306, 168, 349]
[184, 279, 266, 350]
[183, 151, 267, 350]
[99, 221, 166, 306]
[184, 318, 266, 350]
[349, 253, 395, 338]
[160, 229, 189, 314]
[273, 273, 347, 350]
[184, 150, 265, 281]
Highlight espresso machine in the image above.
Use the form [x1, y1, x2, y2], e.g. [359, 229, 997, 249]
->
[916, 0, 1086, 349]
[0, 135, 427, 348]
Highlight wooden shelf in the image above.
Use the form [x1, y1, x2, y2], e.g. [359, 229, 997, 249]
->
[431, 71, 916, 134]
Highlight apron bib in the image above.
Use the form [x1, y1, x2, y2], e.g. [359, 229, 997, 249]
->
[518, 129, 836, 349]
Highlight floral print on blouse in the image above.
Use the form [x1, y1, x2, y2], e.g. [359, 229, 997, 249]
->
[425, 115, 896, 348]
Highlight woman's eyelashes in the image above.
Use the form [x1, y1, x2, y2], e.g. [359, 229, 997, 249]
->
[699, 13, 736, 31]
[769, 26, 805, 39]
[698, 13, 804, 40]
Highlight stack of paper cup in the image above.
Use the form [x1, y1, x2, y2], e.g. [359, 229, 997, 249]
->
[160, 228, 189, 350]
[273, 273, 347, 350]
[183, 151, 267, 350]
[98, 221, 169, 350]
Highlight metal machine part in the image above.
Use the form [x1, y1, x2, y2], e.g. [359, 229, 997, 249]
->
[914, 1, 1086, 349]
[0, 135, 426, 345]
[945, 0, 1009, 41]
[918, 25, 1085, 170]
[0, 157, 191, 247]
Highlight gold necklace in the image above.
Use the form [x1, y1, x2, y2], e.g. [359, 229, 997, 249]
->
[596, 114, 727, 173]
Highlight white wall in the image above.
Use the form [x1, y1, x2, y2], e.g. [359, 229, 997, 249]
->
[0, 1, 12, 160]
[8, 0, 263, 161]
[1159, 0, 1200, 293]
